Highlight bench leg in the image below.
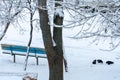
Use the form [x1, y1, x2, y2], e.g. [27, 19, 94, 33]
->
[13, 54, 16, 63]
[36, 57, 39, 65]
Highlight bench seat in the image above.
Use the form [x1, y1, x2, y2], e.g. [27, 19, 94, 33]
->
[1, 44, 47, 65]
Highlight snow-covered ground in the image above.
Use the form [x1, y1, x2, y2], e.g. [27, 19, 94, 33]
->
[1, 26, 120, 80]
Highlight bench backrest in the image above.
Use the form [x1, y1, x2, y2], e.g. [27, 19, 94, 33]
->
[1, 44, 46, 54]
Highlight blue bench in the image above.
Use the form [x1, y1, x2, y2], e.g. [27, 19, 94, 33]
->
[1, 44, 47, 65]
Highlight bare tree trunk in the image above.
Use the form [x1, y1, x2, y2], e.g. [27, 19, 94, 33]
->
[0, 22, 10, 41]
[38, 0, 64, 80]
[51, 0, 64, 78]
[24, 0, 33, 70]
[24, 12, 33, 70]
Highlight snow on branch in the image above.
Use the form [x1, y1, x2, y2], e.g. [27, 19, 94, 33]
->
[54, 6, 64, 17]
[60, 0, 120, 50]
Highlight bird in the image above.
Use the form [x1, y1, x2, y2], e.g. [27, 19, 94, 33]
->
[97, 59, 103, 63]
[106, 61, 114, 65]
[92, 59, 97, 64]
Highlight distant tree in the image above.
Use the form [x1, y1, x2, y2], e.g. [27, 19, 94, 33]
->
[63, 0, 120, 50]
[0, 0, 22, 40]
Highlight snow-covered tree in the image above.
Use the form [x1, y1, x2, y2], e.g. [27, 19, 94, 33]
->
[0, 0, 22, 40]
[37, 0, 65, 80]
[63, 0, 120, 50]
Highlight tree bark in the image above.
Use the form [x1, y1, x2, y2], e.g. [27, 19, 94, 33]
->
[38, 0, 64, 80]
[24, 0, 33, 70]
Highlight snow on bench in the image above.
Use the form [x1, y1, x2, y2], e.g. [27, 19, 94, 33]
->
[1, 44, 47, 65]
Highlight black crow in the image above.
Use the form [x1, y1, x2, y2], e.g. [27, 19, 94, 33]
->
[97, 59, 103, 63]
[92, 59, 97, 64]
[106, 61, 114, 65]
